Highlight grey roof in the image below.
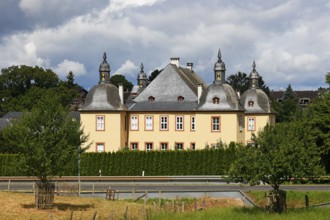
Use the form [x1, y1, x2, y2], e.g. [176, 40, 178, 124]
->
[129, 101, 198, 112]
[241, 88, 274, 114]
[134, 64, 206, 103]
[198, 82, 244, 111]
[80, 83, 126, 111]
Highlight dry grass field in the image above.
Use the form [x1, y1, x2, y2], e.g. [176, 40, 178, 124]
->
[0, 191, 146, 219]
[0, 191, 245, 220]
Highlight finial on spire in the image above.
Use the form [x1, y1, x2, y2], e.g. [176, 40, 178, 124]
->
[140, 62, 144, 72]
[218, 48, 222, 61]
[252, 60, 256, 71]
[103, 52, 107, 61]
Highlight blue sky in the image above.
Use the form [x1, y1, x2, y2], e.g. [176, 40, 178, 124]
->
[0, 0, 329, 91]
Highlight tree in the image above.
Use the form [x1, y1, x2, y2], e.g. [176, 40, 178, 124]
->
[226, 72, 270, 95]
[110, 74, 133, 91]
[305, 74, 330, 173]
[229, 122, 324, 212]
[0, 65, 80, 117]
[148, 69, 162, 82]
[277, 84, 301, 122]
[66, 71, 75, 87]
[2, 91, 89, 208]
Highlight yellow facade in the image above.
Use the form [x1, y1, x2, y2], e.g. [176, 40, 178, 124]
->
[244, 114, 274, 144]
[81, 111, 127, 152]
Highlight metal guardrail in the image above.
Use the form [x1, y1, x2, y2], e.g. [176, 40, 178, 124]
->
[0, 176, 229, 183]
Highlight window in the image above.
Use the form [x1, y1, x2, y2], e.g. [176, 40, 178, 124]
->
[160, 142, 168, 151]
[146, 142, 153, 151]
[191, 116, 196, 131]
[160, 116, 168, 131]
[239, 115, 243, 132]
[213, 97, 220, 104]
[248, 101, 254, 107]
[130, 115, 138, 130]
[96, 143, 104, 152]
[96, 115, 105, 131]
[145, 116, 153, 130]
[190, 143, 196, 150]
[299, 98, 310, 106]
[247, 117, 255, 131]
[130, 142, 138, 150]
[148, 96, 155, 102]
[176, 116, 184, 131]
[175, 143, 184, 150]
[178, 96, 184, 102]
[211, 117, 220, 132]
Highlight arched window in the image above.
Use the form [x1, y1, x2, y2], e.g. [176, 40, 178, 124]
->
[177, 96, 184, 103]
[213, 97, 220, 104]
[248, 100, 254, 107]
[148, 96, 155, 102]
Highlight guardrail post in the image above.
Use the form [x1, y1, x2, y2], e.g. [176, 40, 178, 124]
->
[8, 180, 10, 192]
[92, 184, 94, 197]
[132, 188, 135, 201]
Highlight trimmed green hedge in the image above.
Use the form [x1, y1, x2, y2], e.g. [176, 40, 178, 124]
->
[0, 147, 237, 176]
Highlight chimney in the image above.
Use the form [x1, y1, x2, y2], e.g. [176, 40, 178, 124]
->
[119, 83, 124, 105]
[187, 62, 193, 71]
[198, 84, 202, 104]
[236, 90, 241, 99]
[170, 57, 180, 67]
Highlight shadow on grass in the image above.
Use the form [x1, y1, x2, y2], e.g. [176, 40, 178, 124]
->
[22, 203, 94, 211]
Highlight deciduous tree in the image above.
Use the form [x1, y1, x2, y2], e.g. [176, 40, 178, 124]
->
[229, 122, 324, 212]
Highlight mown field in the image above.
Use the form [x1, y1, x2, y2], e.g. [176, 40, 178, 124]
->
[0, 190, 329, 219]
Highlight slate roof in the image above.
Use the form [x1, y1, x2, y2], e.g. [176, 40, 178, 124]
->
[133, 64, 206, 103]
[128, 102, 198, 112]
[241, 88, 275, 114]
[198, 82, 244, 111]
[80, 83, 126, 111]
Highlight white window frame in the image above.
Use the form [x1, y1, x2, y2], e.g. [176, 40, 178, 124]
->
[160, 143, 168, 151]
[247, 117, 255, 131]
[96, 115, 105, 131]
[176, 116, 184, 131]
[160, 116, 168, 131]
[130, 115, 138, 130]
[211, 117, 220, 132]
[96, 143, 105, 152]
[191, 116, 196, 131]
[146, 142, 153, 151]
[175, 143, 184, 150]
[130, 142, 138, 150]
[145, 116, 153, 131]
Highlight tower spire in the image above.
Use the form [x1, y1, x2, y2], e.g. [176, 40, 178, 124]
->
[99, 52, 111, 83]
[214, 48, 226, 83]
[249, 60, 260, 89]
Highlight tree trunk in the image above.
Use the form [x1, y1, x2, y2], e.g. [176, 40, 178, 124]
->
[35, 181, 55, 209]
[266, 189, 286, 213]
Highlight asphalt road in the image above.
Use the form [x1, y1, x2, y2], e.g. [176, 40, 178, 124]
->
[1, 181, 329, 192]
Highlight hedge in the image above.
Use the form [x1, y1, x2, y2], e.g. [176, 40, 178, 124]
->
[0, 147, 238, 176]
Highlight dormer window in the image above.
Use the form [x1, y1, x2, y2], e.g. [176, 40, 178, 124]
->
[178, 96, 184, 103]
[213, 97, 220, 104]
[248, 101, 254, 107]
[148, 96, 155, 102]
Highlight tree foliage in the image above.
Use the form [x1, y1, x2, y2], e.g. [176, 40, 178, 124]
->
[2, 91, 89, 182]
[148, 69, 162, 82]
[229, 122, 324, 193]
[226, 71, 270, 95]
[276, 84, 301, 122]
[110, 74, 133, 91]
[0, 65, 79, 117]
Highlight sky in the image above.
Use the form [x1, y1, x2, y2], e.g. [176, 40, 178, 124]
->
[0, 0, 329, 91]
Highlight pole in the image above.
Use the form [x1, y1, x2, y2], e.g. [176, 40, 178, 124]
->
[78, 145, 81, 197]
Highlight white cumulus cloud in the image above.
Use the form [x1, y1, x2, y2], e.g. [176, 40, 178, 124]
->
[53, 59, 87, 78]
[113, 60, 139, 78]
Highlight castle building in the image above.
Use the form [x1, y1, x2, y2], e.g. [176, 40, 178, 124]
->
[80, 49, 275, 152]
